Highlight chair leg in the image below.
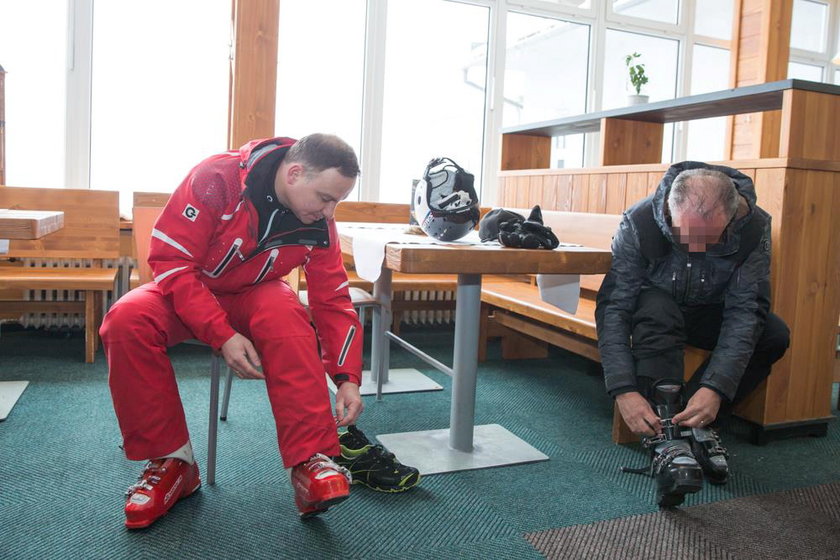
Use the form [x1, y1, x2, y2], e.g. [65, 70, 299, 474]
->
[85, 290, 95, 363]
[220, 366, 235, 421]
[208, 354, 221, 486]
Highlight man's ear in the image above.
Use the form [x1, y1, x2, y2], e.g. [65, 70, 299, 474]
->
[286, 163, 305, 185]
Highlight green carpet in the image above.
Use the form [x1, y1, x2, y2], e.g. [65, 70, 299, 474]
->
[1, 326, 838, 559]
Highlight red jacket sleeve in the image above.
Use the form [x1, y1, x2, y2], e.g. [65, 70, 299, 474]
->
[303, 220, 363, 386]
[147, 159, 238, 350]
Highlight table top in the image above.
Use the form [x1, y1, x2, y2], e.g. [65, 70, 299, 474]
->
[338, 223, 612, 276]
[0, 209, 65, 240]
[502, 79, 840, 137]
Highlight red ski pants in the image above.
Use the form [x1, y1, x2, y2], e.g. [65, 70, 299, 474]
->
[100, 281, 338, 468]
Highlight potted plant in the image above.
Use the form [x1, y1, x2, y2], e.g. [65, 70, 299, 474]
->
[625, 52, 649, 105]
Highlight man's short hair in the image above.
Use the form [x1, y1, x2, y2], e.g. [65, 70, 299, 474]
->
[286, 133, 361, 179]
[668, 168, 738, 221]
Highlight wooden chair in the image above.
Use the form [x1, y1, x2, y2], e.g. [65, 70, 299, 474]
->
[0, 186, 120, 363]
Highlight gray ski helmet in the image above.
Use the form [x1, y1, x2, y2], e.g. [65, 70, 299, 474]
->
[412, 157, 480, 241]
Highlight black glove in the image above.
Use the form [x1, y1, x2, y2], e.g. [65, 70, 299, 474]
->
[497, 205, 559, 250]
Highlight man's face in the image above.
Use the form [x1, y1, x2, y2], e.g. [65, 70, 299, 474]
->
[671, 209, 730, 252]
[279, 165, 356, 224]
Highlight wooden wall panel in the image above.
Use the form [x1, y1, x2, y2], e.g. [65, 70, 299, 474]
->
[229, 0, 280, 149]
[604, 174, 627, 214]
[779, 90, 840, 161]
[501, 135, 551, 171]
[625, 172, 651, 207]
[727, 0, 793, 159]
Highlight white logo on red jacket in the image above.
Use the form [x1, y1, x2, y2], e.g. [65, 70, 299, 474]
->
[183, 204, 199, 222]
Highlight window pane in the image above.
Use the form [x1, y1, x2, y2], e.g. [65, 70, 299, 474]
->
[835, 70, 840, 85]
[0, 3, 67, 187]
[611, 0, 679, 25]
[535, 0, 592, 8]
[276, 0, 365, 175]
[503, 12, 590, 168]
[379, 1, 489, 204]
[603, 30, 679, 162]
[790, 0, 828, 52]
[602, 30, 679, 109]
[90, 1, 230, 215]
[788, 61, 824, 81]
[686, 45, 730, 162]
[694, 0, 733, 40]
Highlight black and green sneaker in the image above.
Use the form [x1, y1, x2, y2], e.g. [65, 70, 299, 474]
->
[335, 426, 421, 493]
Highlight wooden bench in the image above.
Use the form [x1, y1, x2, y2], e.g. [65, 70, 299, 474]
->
[0, 186, 120, 363]
[478, 209, 711, 443]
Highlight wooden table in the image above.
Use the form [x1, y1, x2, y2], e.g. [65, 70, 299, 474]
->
[338, 224, 611, 474]
[0, 209, 65, 421]
[0, 209, 65, 240]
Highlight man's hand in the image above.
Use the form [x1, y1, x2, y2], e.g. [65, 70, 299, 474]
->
[672, 387, 722, 428]
[334, 382, 363, 427]
[220, 333, 264, 379]
[616, 391, 661, 436]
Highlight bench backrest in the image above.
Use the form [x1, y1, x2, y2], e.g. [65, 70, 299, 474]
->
[508, 208, 621, 293]
[0, 186, 120, 259]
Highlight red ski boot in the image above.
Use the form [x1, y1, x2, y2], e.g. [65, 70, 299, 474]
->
[291, 453, 351, 519]
[124, 458, 201, 529]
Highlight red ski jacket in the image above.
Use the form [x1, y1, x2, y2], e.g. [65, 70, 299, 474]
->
[148, 137, 362, 386]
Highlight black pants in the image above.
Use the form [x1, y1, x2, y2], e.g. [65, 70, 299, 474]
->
[631, 288, 790, 408]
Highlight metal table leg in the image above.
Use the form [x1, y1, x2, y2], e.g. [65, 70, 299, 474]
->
[376, 274, 548, 475]
[328, 266, 442, 398]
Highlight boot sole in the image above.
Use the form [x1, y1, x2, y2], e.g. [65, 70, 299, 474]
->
[657, 478, 702, 508]
[125, 479, 202, 530]
[299, 494, 349, 519]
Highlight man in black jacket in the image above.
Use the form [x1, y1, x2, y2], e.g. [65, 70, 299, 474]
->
[595, 161, 789, 506]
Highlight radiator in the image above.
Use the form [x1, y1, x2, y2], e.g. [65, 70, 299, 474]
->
[398, 290, 455, 326]
[17, 257, 131, 329]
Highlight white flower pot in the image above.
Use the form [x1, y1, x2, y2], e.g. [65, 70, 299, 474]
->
[627, 94, 649, 106]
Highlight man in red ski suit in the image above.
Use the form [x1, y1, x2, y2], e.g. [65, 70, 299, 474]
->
[101, 133, 364, 527]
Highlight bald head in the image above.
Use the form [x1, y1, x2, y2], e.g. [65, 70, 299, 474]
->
[668, 168, 739, 252]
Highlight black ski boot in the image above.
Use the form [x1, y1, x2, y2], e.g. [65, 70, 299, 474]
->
[646, 383, 703, 507]
[690, 427, 729, 484]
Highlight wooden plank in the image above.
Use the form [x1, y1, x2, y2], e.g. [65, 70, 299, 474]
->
[132, 191, 171, 208]
[587, 174, 608, 213]
[625, 172, 650, 207]
[229, 0, 279, 149]
[599, 118, 664, 166]
[0, 210, 64, 239]
[335, 201, 410, 223]
[571, 174, 590, 212]
[779, 89, 840, 161]
[0, 267, 118, 291]
[0, 187, 119, 259]
[501, 134, 551, 170]
[604, 174, 627, 214]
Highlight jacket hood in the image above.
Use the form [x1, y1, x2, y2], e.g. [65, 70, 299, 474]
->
[651, 161, 757, 255]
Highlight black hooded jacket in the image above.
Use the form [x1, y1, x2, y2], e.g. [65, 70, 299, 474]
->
[595, 162, 772, 401]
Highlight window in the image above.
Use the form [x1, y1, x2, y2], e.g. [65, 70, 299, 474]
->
[788, 61, 825, 80]
[0, 3, 67, 187]
[90, 0, 230, 215]
[602, 30, 679, 109]
[377, 1, 490, 204]
[694, 0, 733, 40]
[503, 12, 590, 168]
[611, 0, 680, 25]
[685, 44, 730, 161]
[790, 0, 829, 53]
[275, 1, 365, 160]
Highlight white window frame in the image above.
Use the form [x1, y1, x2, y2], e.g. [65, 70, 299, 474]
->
[789, 0, 840, 80]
